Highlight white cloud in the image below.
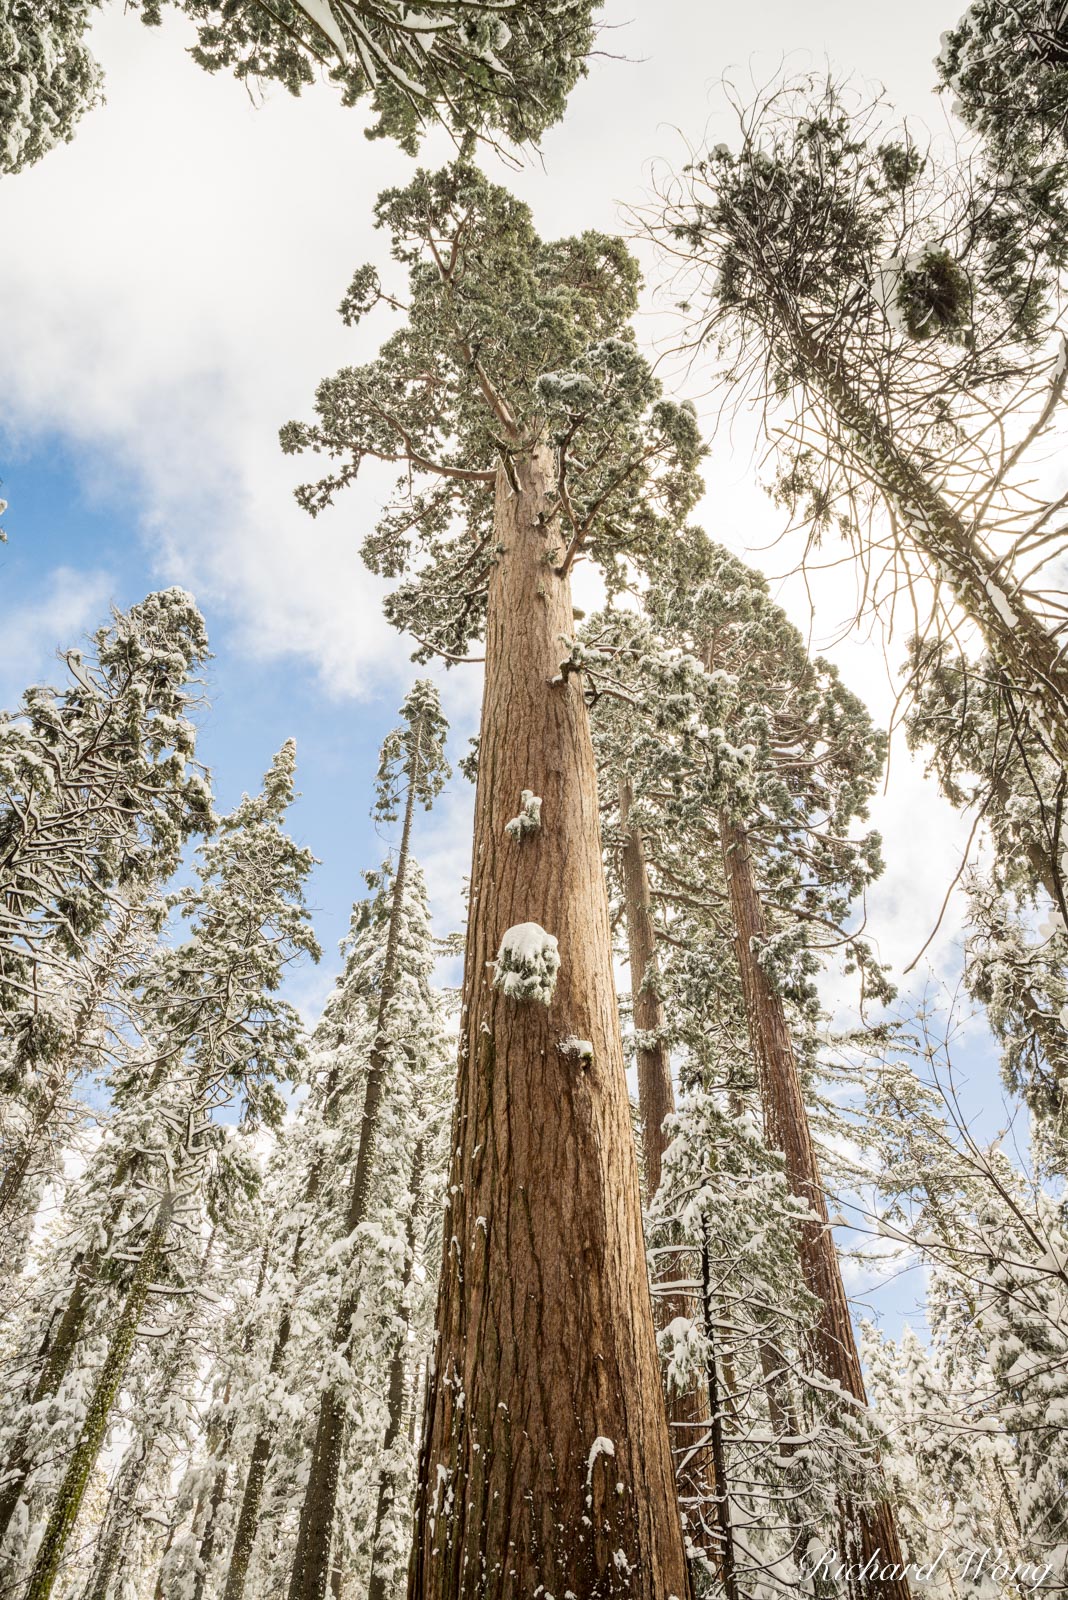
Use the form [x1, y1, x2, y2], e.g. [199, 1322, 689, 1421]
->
[0, 8, 419, 699]
[0, 0, 983, 1004]
[0, 564, 114, 702]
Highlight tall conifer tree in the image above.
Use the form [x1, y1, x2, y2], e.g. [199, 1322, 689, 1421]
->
[283, 162, 703, 1600]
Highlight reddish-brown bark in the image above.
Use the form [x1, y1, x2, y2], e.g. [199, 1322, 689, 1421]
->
[408, 447, 691, 1600]
[720, 815, 910, 1599]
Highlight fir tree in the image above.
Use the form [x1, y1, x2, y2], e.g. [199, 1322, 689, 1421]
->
[0, 588, 211, 1246]
[220, 682, 448, 1600]
[0, 743, 317, 1599]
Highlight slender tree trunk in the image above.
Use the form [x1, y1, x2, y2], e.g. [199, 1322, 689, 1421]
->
[0, 1140, 153, 1549]
[618, 781, 716, 1550]
[408, 449, 690, 1600]
[152, 1516, 178, 1600]
[79, 1228, 216, 1600]
[81, 1440, 144, 1600]
[366, 1132, 426, 1600]
[25, 1192, 175, 1600]
[0, 1267, 96, 1545]
[287, 761, 423, 1600]
[192, 1451, 232, 1600]
[720, 815, 910, 1599]
[222, 1307, 294, 1600]
[619, 782, 675, 1203]
[214, 1062, 344, 1600]
[698, 1228, 737, 1600]
[791, 315, 1068, 768]
[193, 1232, 278, 1600]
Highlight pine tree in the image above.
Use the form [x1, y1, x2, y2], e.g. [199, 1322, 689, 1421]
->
[283, 162, 703, 1600]
[650, 77, 1068, 768]
[221, 682, 448, 1600]
[0, 588, 211, 1247]
[1, 0, 597, 174]
[1, 743, 317, 1599]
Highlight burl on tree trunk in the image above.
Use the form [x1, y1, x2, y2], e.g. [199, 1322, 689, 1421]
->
[408, 448, 690, 1600]
[720, 816, 911, 1600]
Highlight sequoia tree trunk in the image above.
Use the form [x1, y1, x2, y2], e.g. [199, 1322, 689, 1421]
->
[618, 781, 716, 1549]
[407, 447, 690, 1600]
[720, 815, 910, 1599]
[287, 750, 423, 1600]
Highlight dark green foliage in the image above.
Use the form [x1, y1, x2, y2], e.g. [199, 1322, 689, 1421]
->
[2, 0, 598, 175]
[282, 163, 704, 659]
[0, 1, 103, 174]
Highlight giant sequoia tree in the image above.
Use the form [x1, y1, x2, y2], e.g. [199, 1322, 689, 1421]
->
[283, 162, 703, 1600]
[581, 531, 909, 1593]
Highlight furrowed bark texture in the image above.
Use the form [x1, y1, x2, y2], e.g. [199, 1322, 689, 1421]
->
[288, 757, 421, 1600]
[618, 782, 715, 1552]
[720, 816, 910, 1600]
[408, 449, 690, 1600]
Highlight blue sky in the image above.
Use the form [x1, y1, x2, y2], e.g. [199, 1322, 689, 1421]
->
[0, 0, 1023, 1338]
[0, 430, 454, 1022]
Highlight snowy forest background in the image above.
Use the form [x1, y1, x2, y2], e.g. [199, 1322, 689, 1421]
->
[2, 2, 1068, 1598]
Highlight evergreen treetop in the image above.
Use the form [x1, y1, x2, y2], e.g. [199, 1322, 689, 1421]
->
[281, 162, 704, 659]
[0, 1, 599, 175]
